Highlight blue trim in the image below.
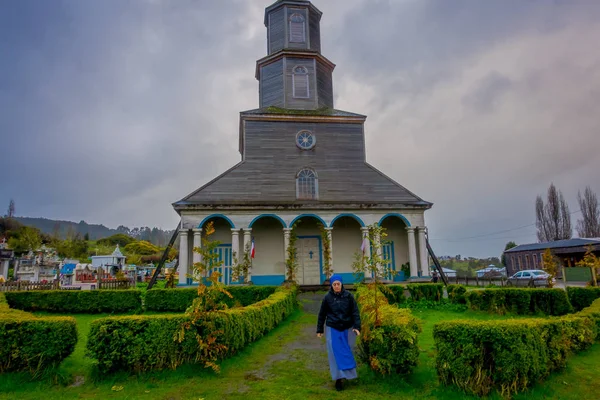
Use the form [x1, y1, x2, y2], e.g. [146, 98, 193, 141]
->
[298, 235, 324, 283]
[249, 214, 287, 228]
[378, 213, 411, 227]
[252, 275, 286, 285]
[290, 214, 328, 228]
[330, 213, 365, 227]
[333, 272, 362, 284]
[198, 214, 235, 229]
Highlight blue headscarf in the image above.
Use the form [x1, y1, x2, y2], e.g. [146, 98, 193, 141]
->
[330, 274, 343, 287]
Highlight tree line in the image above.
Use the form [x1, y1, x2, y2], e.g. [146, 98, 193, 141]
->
[535, 184, 600, 242]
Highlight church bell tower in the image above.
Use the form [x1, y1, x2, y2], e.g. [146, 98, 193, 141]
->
[257, 0, 334, 110]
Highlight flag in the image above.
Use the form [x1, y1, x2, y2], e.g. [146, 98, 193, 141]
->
[251, 238, 255, 259]
[360, 237, 367, 254]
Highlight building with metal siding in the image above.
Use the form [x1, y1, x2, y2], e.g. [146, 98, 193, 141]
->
[173, 0, 432, 286]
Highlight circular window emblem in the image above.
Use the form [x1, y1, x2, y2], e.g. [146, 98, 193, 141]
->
[296, 130, 316, 150]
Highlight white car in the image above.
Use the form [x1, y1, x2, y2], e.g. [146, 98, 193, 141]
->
[507, 270, 555, 287]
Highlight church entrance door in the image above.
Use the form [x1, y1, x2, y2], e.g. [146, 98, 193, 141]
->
[297, 237, 321, 285]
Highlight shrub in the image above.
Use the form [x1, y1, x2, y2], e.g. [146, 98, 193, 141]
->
[567, 287, 600, 311]
[446, 284, 467, 304]
[382, 285, 407, 305]
[355, 285, 421, 375]
[86, 286, 297, 374]
[406, 283, 443, 302]
[466, 288, 572, 316]
[0, 293, 77, 374]
[4, 290, 142, 313]
[434, 297, 600, 397]
[144, 286, 277, 312]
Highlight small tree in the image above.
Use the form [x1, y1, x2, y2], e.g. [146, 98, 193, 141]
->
[231, 242, 252, 284]
[542, 248, 558, 288]
[320, 224, 333, 281]
[501, 241, 517, 266]
[576, 245, 600, 286]
[285, 222, 300, 283]
[178, 221, 232, 373]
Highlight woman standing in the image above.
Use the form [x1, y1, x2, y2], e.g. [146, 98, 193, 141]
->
[316, 274, 361, 391]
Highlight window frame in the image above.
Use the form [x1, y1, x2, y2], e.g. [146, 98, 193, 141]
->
[296, 168, 318, 200]
[296, 130, 316, 150]
[289, 13, 306, 43]
[292, 66, 310, 99]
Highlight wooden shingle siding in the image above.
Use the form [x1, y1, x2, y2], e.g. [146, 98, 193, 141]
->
[260, 59, 285, 108]
[285, 58, 317, 109]
[316, 59, 333, 108]
[184, 120, 423, 204]
[268, 7, 285, 54]
[309, 9, 321, 53]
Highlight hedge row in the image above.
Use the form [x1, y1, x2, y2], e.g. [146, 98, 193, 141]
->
[86, 286, 297, 374]
[446, 284, 467, 304]
[4, 290, 142, 313]
[567, 287, 600, 311]
[407, 283, 444, 302]
[466, 288, 573, 316]
[0, 293, 77, 374]
[355, 286, 421, 374]
[145, 286, 277, 312]
[434, 298, 600, 397]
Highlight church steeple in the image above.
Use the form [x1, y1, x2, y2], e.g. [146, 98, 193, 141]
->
[257, 0, 334, 110]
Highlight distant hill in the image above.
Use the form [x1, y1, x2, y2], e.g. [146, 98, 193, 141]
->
[14, 217, 175, 247]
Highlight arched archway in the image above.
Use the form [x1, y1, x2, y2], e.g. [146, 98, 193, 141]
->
[379, 215, 410, 281]
[331, 216, 363, 283]
[249, 215, 286, 285]
[292, 215, 325, 285]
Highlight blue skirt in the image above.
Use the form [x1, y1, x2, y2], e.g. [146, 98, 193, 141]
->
[325, 326, 358, 381]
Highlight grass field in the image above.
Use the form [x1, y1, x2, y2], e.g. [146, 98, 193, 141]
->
[0, 296, 598, 399]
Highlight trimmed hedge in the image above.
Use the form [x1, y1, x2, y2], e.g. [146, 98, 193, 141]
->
[382, 285, 407, 305]
[406, 283, 444, 302]
[466, 288, 573, 316]
[86, 286, 297, 374]
[145, 286, 277, 312]
[446, 284, 467, 304]
[4, 290, 142, 313]
[434, 298, 600, 397]
[355, 286, 421, 374]
[0, 293, 77, 374]
[567, 287, 600, 311]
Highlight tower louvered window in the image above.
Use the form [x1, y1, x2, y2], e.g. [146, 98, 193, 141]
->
[289, 13, 306, 43]
[292, 66, 309, 99]
[296, 168, 318, 200]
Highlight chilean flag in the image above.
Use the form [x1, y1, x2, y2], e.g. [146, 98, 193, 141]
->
[251, 238, 256, 259]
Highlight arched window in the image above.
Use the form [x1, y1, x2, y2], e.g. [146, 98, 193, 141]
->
[292, 66, 309, 99]
[296, 168, 318, 200]
[289, 13, 306, 43]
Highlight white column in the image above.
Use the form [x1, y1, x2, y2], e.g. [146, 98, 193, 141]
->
[418, 226, 429, 276]
[406, 227, 418, 278]
[325, 227, 333, 274]
[283, 228, 291, 262]
[178, 229, 189, 285]
[361, 227, 371, 259]
[243, 229, 252, 281]
[0, 260, 8, 280]
[192, 228, 202, 268]
[231, 229, 240, 267]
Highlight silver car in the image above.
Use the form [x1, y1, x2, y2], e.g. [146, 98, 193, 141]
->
[507, 270, 555, 287]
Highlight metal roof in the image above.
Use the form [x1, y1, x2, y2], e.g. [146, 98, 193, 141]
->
[505, 238, 600, 253]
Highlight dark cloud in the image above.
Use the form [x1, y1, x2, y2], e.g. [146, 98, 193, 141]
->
[1, 0, 599, 258]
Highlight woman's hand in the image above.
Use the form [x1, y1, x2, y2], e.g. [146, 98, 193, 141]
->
[352, 329, 360, 336]
[317, 333, 323, 338]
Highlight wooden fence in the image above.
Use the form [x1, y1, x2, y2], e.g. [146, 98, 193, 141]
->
[0, 280, 59, 292]
[97, 279, 135, 290]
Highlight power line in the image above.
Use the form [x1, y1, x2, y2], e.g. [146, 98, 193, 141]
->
[429, 209, 581, 242]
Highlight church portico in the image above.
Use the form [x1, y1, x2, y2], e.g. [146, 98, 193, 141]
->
[173, 0, 433, 286]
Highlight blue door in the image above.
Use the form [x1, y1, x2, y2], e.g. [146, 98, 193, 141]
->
[382, 241, 396, 280]
[207, 245, 233, 285]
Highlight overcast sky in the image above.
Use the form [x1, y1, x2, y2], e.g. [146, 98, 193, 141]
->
[2, 0, 599, 258]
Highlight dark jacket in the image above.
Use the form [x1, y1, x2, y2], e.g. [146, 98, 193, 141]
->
[316, 288, 361, 333]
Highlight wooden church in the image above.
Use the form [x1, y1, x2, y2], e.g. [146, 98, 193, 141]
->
[173, 0, 432, 286]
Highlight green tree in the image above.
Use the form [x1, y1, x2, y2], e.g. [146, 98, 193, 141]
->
[501, 241, 517, 266]
[542, 248, 559, 288]
[8, 226, 42, 253]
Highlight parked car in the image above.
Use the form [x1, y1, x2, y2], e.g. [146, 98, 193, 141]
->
[507, 270, 555, 287]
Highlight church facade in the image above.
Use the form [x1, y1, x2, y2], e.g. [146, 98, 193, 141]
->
[173, 0, 432, 286]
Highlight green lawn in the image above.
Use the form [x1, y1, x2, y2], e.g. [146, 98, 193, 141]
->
[1, 303, 599, 399]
